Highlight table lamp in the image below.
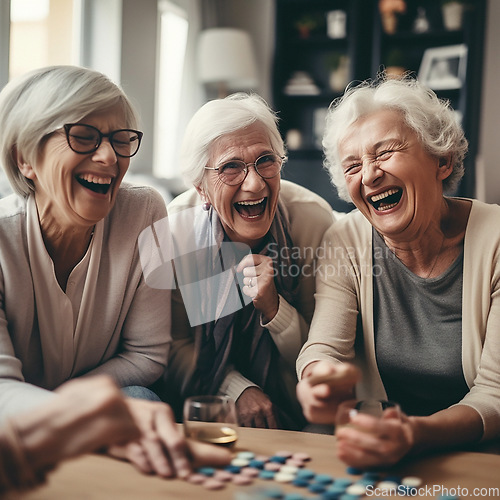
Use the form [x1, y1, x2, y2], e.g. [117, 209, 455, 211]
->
[197, 28, 258, 98]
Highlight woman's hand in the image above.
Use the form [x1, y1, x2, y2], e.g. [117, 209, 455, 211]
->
[336, 408, 414, 468]
[237, 254, 279, 322]
[13, 376, 140, 477]
[236, 387, 279, 429]
[296, 360, 361, 424]
[107, 398, 231, 478]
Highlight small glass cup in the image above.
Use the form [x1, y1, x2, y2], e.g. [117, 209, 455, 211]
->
[335, 399, 401, 431]
[183, 395, 239, 448]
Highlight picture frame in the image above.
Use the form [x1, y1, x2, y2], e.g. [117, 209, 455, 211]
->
[418, 44, 468, 90]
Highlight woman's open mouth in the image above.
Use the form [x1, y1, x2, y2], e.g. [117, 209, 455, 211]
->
[369, 188, 402, 212]
[76, 174, 112, 195]
[234, 197, 267, 219]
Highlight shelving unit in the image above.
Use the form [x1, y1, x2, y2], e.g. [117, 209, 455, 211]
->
[272, 0, 486, 211]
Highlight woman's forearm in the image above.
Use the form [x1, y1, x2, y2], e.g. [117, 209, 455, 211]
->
[409, 404, 483, 456]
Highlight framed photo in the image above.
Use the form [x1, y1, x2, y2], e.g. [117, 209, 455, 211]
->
[418, 44, 468, 90]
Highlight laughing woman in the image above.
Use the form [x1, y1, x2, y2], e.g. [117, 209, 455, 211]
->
[0, 65, 232, 478]
[162, 93, 334, 429]
[296, 77, 500, 467]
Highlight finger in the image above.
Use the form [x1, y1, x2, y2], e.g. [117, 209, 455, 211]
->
[253, 413, 267, 429]
[154, 408, 191, 478]
[236, 254, 261, 272]
[109, 441, 155, 475]
[140, 433, 175, 477]
[187, 439, 232, 468]
[265, 412, 278, 430]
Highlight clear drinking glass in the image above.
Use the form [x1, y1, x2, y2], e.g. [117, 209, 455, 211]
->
[335, 399, 401, 431]
[183, 395, 239, 448]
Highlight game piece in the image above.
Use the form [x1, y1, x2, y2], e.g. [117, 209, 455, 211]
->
[259, 470, 276, 480]
[249, 459, 266, 469]
[275, 450, 293, 458]
[213, 469, 233, 482]
[401, 476, 422, 487]
[237, 451, 256, 460]
[224, 464, 242, 474]
[315, 473, 334, 485]
[232, 474, 254, 486]
[285, 458, 305, 468]
[291, 478, 309, 488]
[284, 494, 305, 500]
[292, 452, 311, 462]
[186, 473, 206, 485]
[241, 467, 260, 477]
[270, 455, 287, 464]
[274, 472, 295, 483]
[280, 465, 299, 475]
[197, 467, 215, 476]
[308, 482, 326, 494]
[203, 478, 225, 490]
[377, 480, 399, 490]
[264, 462, 282, 472]
[346, 483, 367, 495]
[296, 469, 315, 480]
[261, 487, 284, 498]
[232, 457, 251, 467]
[346, 466, 363, 475]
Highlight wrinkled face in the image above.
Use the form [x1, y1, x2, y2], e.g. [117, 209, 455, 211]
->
[24, 107, 131, 228]
[200, 122, 281, 249]
[339, 109, 449, 241]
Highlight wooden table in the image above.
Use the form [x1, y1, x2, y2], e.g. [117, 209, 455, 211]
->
[18, 427, 500, 499]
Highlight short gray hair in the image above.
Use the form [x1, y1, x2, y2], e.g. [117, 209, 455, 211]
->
[0, 65, 140, 196]
[180, 93, 285, 188]
[323, 76, 468, 202]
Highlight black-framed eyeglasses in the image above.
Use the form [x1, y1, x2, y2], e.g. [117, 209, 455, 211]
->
[63, 123, 143, 158]
[204, 153, 287, 186]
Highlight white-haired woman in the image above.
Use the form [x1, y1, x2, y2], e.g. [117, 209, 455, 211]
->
[0, 65, 230, 478]
[162, 93, 335, 429]
[296, 77, 500, 467]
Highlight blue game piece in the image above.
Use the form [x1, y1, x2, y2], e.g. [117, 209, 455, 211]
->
[224, 465, 242, 474]
[296, 468, 315, 480]
[249, 459, 266, 469]
[259, 470, 276, 480]
[196, 467, 215, 476]
[325, 485, 348, 497]
[346, 466, 363, 475]
[362, 471, 381, 481]
[384, 475, 402, 484]
[339, 495, 360, 500]
[332, 478, 352, 488]
[321, 492, 343, 500]
[261, 487, 284, 498]
[315, 474, 334, 485]
[291, 478, 310, 488]
[308, 482, 327, 494]
[284, 494, 305, 500]
[270, 455, 287, 464]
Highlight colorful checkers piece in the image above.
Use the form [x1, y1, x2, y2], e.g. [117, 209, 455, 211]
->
[308, 482, 326, 494]
[202, 478, 225, 490]
[270, 455, 287, 464]
[346, 466, 363, 475]
[232, 474, 254, 486]
[291, 477, 310, 488]
[249, 459, 266, 469]
[314, 474, 334, 484]
[196, 467, 215, 477]
[325, 485, 349, 496]
[264, 462, 282, 472]
[231, 457, 251, 467]
[213, 469, 233, 482]
[345, 483, 367, 495]
[275, 450, 293, 458]
[241, 467, 260, 477]
[285, 458, 305, 468]
[224, 464, 242, 474]
[331, 478, 352, 488]
[274, 472, 296, 483]
[401, 476, 423, 487]
[259, 470, 276, 480]
[296, 469, 315, 480]
[377, 480, 399, 490]
[280, 465, 299, 475]
[186, 473, 206, 485]
[284, 494, 305, 500]
[237, 451, 256, 460]
[292, 452, 311, 462]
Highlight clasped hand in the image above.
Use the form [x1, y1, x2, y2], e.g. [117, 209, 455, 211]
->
[296, 360, 414, 468]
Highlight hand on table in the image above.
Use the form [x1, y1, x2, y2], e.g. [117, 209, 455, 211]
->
[296, 360, 361, 424]
[107, 398, 231, 478]
[11, 376, 140, 480]
[236, 387, 279, 429]
[238, 254, 279, 323]
[336, 407, 414, 468]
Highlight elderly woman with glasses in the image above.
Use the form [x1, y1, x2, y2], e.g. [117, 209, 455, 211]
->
[0, 65, 231, 479]
[296, 77, 500, 467]
[159, 93, 335, 430]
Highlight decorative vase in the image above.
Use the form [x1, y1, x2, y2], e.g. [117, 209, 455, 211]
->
[442, 2, 464, 31]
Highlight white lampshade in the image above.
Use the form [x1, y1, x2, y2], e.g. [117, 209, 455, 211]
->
[197, 28, 258, 93]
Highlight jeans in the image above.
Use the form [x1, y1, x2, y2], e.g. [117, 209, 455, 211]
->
[122, 385, 161, 402]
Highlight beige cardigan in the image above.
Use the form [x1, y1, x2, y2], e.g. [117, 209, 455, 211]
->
[297, 199, 500, 441]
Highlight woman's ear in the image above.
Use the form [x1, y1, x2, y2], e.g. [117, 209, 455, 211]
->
[437, 155, 453, 181]
[13, 147, 36, 180]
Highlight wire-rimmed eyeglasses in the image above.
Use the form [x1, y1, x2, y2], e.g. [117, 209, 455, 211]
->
[204, 153, 287, 186]
[63, 123, 143, 158]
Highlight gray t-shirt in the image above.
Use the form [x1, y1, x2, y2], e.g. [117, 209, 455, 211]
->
[373, 230, 468, 416]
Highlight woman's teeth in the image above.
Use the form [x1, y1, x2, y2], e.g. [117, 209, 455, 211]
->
[235, 198, 266, 218]
[76, 174, 112, 194]
[369, 188, 402, 211]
